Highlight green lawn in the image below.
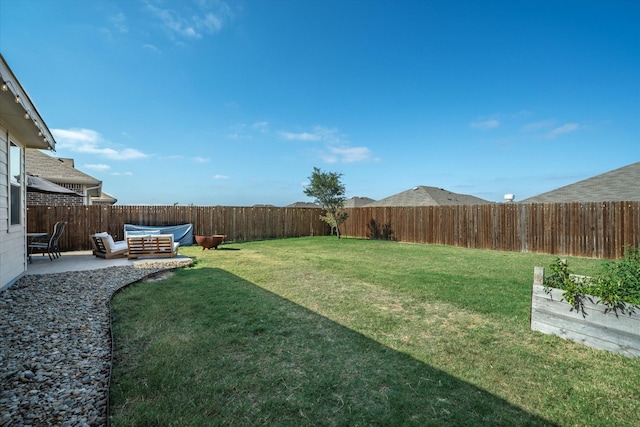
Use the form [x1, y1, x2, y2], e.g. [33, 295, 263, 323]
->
[109, 237, 639, 426]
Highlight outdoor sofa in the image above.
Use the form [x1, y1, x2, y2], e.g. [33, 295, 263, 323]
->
[126, 234, 179, 259]
[91, 232, 128, 259]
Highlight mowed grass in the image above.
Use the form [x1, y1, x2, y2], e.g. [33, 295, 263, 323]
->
[109, 237, 640, 426]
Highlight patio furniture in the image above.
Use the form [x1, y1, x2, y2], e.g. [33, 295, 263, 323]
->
[27, 232, 48, 263]
[91, 232, 128, 259]
[28, 221, 66, 261]
[124, 223, 194, 246]
[50, 222, 67, 259]
[126, 234, 179, 259]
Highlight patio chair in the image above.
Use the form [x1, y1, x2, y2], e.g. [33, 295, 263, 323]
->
[91, 232, 128, 259]
[28, 221, 66, 261]
[50, 221, 66, 258]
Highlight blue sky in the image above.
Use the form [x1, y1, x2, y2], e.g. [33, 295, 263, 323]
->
[1, 0, 638, 205]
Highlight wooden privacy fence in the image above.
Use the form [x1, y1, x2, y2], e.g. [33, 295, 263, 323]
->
[341, 202, 639, 259]
[27, 201, 639, 259]
[26, 205, 331, 252]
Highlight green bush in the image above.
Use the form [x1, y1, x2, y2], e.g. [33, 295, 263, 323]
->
[592, 246, 640, 314]
[544, 247, 640, 316]
[544, 258, 594, 316]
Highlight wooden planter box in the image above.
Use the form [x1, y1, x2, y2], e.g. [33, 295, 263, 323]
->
[531, 267, 640, 358]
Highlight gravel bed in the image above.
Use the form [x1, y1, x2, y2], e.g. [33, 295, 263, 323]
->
[0, 266, 168, 427]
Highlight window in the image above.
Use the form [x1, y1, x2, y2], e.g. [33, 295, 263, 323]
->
[9, 142, 22, 225]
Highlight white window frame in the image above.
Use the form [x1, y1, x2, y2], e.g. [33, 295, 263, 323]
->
[8, 140, 23, 229]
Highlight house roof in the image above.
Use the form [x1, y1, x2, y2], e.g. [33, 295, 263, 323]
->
[0, 54, 55, 150]
[286, 201, 321, 208]
[26, 149, 101, 185]
[91, 191, 117, 204]
[344, 196, 375, 207]
[521, 162, 640, 203]
[26, 149, 102, 197]
[365, 186, 491, 207]
[287, 198, 375, 208]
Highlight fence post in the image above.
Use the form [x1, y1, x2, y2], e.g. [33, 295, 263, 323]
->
[533, 266, 545, 286]
[520, 203, 528, 253]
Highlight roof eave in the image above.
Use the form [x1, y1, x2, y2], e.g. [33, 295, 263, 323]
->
[0, 54, 55, 150]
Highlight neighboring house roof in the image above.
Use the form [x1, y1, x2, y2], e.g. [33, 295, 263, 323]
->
[521, 162, 640, 203]
[91, 191, 117, 205]
[287, 202, 321, 208]
[0, 54, 55, 150]
[344, 196, 375, 207]
[26, 149, 102, 196]
[366, 186, 491, 207]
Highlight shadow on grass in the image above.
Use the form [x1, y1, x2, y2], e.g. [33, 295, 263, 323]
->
[110, 267, 556, 426]
[190, 246, 240, 251]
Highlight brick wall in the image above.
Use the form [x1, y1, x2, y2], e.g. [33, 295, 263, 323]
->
[27, 192, 84, 206]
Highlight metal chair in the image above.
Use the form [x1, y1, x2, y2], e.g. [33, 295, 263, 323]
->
[50, 221, 66, 258]
[28, 221, 66, 261]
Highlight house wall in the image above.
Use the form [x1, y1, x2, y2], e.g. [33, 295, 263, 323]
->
[26, 181, 86, 206]
[27, 191, 84, 206]
[0, 125, 27, 290]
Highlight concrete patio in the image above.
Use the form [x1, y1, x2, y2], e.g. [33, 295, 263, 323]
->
[25, 250, 193, 275]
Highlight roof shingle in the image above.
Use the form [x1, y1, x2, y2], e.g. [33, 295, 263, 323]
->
[521, 162, 640, 203]
[366, 186, 490, 207]
[26, 149, 101, 185]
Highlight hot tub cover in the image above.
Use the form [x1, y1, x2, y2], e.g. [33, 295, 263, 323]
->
[124, 223, 193, 246]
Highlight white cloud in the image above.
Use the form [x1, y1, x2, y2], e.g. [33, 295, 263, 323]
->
[520, 119, 582, 139]
[142, 43, 162, 53]
[213, 174, 230, 180]
[224, 121, 269, 141]
[521, 120, 555, 132]
[253, 121, 269, 133]
[111, 171, 134, 176]
[327, 146, 374, 163]
[84, 164, 111, 171]
[281, 125, 375, 163]
[280, 131, 322, 141]
[470, 119, 500, 129]
[53, 128, 98, 142]
[547, 123, 580, 139]
[145, 0, 233, 40]
[51, 128, 148, 160]
[109, 11, 128, 33]
[194, 156, 210, 163]
[198, 12, 224, 33]
[148, 5, 199, 38]
[280, 126, 340, 142]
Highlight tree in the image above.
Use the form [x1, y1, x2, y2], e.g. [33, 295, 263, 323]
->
[303, 167, 349, 238]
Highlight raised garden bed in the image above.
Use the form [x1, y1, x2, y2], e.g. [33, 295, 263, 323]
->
[531, 266, 640, 358]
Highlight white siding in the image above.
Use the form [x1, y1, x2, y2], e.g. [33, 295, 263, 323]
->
[0, 125, 27, 290]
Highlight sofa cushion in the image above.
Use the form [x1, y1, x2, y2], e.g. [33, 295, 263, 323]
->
[93, 232, 126, 252]
[111, 240, 128, 252]
[104, 234, 116, 249]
